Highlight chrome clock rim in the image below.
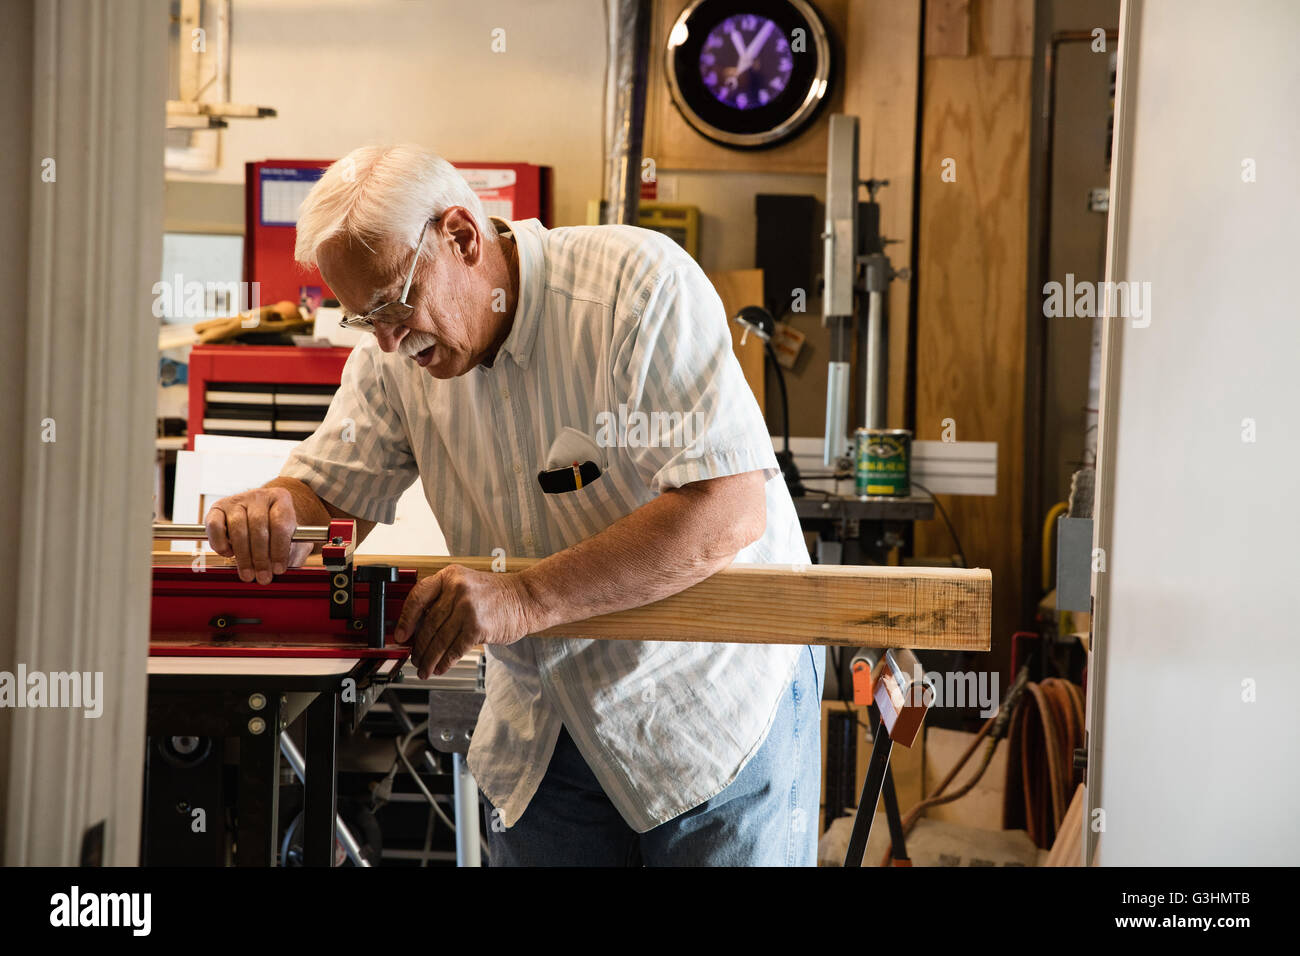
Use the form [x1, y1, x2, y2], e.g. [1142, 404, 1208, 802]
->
[664, 0, 834, 149]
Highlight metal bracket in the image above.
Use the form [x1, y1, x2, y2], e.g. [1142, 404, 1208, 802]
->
[1056, 516, 1094, 612]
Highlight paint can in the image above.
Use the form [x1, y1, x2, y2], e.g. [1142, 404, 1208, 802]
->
[855, 428, 911, 498]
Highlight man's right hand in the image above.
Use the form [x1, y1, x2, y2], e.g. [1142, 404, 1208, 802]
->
[205, 486, 312, 584]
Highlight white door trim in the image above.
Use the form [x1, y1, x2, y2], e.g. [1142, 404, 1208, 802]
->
[2, 0, 167, 865]
[1083, 0, 1141, 868]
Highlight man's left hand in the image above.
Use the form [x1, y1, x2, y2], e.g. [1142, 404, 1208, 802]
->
[392, 565, 535, 678]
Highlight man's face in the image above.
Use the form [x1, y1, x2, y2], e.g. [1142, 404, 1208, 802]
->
[318, 211, 499, 378]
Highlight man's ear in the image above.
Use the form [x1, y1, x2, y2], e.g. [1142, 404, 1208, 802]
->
[440, 206, 485, 266]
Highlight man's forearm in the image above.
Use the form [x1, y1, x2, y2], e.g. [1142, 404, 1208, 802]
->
[516, 471, 767, 634]
[263, 476, 377, 547]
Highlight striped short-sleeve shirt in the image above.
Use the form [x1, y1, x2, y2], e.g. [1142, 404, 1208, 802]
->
[281, 217, 809, 831]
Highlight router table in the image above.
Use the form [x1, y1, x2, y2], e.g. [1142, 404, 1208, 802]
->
[146, 521, 412, 866]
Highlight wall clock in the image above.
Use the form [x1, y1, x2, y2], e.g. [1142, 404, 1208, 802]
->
[664, 0, 835, 150]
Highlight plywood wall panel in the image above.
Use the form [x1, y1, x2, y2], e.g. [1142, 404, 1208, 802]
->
[913, 51, 1032, 660]
[926, 0, 972, 56]
[842, 0, 922, 428]
[979, 0, 1034, 57]
[707, 268, 767, 408]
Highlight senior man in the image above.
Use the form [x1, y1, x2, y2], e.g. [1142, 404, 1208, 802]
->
[204, 144, 824, 866]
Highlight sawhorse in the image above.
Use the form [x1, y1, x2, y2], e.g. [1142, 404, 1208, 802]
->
[843, 647, 934, 868]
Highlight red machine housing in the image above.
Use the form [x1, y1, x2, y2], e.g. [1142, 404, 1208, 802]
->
[151, 565, 415, 660]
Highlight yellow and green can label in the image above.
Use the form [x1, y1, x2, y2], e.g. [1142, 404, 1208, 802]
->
[855, 428, 911, 498]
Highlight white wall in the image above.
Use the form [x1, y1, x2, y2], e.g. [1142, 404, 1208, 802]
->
[172, 0, 608, 228]
[1091, 0, 1300, 864]
[168, 0, 823, 273]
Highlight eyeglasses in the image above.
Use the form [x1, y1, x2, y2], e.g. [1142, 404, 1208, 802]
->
[338, 217, 435, 332]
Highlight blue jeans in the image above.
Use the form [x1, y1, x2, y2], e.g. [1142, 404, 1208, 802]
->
[484, 644, 826, 866]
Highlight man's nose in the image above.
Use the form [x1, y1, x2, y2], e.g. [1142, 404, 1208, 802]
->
[373, 323, 406, 353]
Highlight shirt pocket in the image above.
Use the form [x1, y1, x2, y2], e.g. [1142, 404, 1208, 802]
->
[539, 470, 627, 546]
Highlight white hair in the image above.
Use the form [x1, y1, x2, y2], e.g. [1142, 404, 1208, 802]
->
[293, 144, 493, 268]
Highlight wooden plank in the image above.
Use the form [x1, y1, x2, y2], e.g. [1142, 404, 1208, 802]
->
[1045, 783, 1085, 866]
[842, 0, 922, 427]
[707, 268, 766, 410]
[925, 0, 971, 57]
[151, 551, 992, 651]
[913, 53, 1031, 662]
[369, 555, 991, 650]
[643, 0, 849, 174]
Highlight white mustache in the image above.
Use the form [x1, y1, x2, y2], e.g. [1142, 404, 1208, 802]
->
[399, 329, 439, 359]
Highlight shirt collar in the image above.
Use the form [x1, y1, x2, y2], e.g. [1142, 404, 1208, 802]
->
[485, 215, 545, 371]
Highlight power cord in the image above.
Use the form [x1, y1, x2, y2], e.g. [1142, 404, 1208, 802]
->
[394, 720, 459, 837]
[375, 718, 491, 864]
[877, 667, 1031, 865]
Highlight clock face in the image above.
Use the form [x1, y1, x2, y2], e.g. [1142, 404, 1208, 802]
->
[667, 0, 834, 150]
[698, 15, 793, 111]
